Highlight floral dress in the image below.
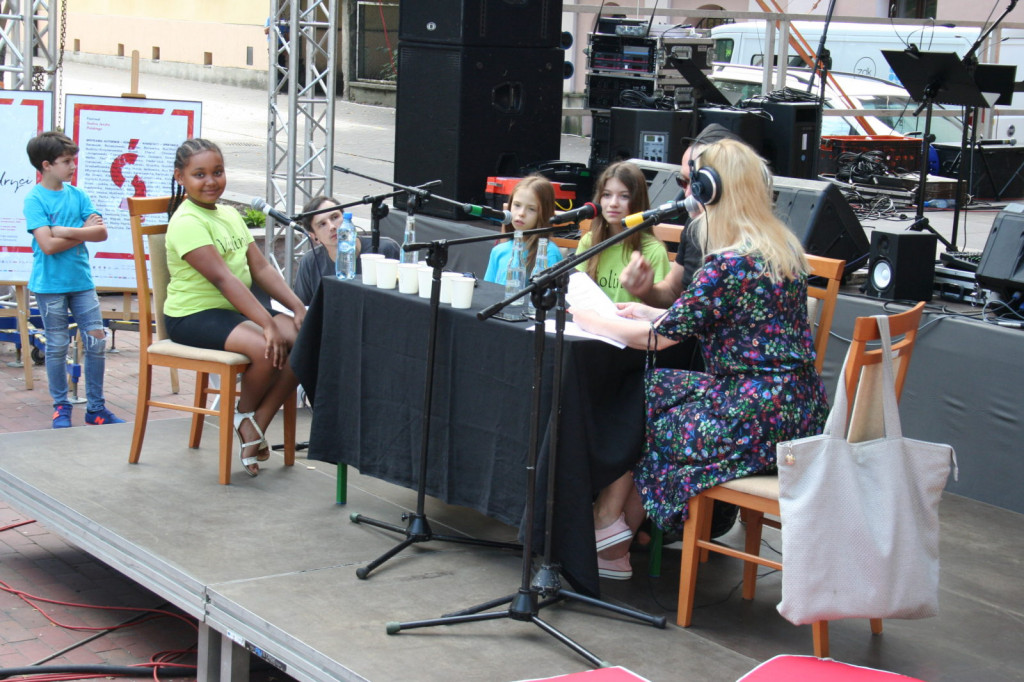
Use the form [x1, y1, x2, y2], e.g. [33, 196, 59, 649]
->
[636, 251, 829, 536]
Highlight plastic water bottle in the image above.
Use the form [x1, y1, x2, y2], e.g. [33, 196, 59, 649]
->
[505, 230, 525, 306]
[400, 214, 418, 264]
[525, 237, 551, 318]
[924, 199, 953, 209]
[336, 212, 357, 280]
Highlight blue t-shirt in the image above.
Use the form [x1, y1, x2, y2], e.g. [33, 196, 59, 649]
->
[23, 183, 99, 294]
[484, 239, 565, 285]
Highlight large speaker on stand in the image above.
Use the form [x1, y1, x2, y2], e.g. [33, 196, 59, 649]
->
[761, 100, 820, 179]
[399, 0, 562, 47]
[393, 43, 564, 219]
[863, 229, 937, 301]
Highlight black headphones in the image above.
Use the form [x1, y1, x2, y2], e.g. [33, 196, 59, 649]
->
[688, 156, 722, 206]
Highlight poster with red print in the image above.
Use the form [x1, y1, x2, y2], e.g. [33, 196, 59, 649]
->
[64, 95, 202, 288]
[0, 92, 53, 284]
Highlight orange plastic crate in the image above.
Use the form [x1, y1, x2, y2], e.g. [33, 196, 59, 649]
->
[819, 135, 923, 175]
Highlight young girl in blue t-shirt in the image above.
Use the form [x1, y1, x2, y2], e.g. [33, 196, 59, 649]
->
[483, 175, 564, 284]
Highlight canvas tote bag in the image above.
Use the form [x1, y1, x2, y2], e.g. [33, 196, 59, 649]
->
[777, 315, 958, 625]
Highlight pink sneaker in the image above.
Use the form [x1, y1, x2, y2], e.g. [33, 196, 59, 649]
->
[597, 552, 632, 580]
[595, 513, 633, 552]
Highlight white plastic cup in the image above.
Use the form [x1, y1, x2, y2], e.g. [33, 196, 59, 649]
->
[397, 263, 419, 295]
[439, 271, 461, 304]
[417, 265, 433, 299]
[450, 276, 476, 309]
[375, 258, 399, 289]
[360, 253, 386, 286]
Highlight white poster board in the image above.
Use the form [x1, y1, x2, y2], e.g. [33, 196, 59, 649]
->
[64, 95, 202, 289]
[0, 92, 54, 284]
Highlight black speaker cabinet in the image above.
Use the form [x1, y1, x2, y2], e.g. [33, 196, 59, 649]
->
[394, 43, 564, 220]
[696, 108, 764, 157]
[773, 177, 870, 274]
[589, 110, 612, 176]
[761, 100, 820, 179]
[609, 108, 695, 165]
[933, 143, 1024, 200]
[977, 204, 1024, 300]
[399, 0, 562, 48]
[863, 230, 937, 301]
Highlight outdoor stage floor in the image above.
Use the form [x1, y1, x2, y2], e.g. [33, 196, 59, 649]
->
[0, 409, 1022, 681]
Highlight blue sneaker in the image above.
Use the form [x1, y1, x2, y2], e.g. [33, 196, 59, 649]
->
[85, 408, 125, 425]
[52, 405, 72, 429]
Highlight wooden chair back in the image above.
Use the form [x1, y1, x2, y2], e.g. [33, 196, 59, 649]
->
[805, 255, 845, 374]
[128, 196, 173, 349]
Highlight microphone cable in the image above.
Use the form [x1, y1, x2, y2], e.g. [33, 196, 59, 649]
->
[618, 88, 676, 110]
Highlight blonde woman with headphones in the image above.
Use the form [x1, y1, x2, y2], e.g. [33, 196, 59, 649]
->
[571, 138, 829, 581]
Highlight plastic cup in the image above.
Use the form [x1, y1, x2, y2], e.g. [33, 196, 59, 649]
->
[375, 258, 399, 289]
[360, 253, 386, 285]
[417, 265, 433, 299]
[439, 272, 461, 304]
[450, 276, 476, 309]
[397, 263, 419, 295]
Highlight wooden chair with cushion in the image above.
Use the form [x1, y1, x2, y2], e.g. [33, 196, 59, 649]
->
[128, 196, 295, 484]
[646, 254, 846, 577]
[676, 299, 926, 658]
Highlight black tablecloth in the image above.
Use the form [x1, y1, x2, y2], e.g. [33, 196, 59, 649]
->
[291, 276, 697, 596]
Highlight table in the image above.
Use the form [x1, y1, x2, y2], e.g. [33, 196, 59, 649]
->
[292, 276, 696, 596]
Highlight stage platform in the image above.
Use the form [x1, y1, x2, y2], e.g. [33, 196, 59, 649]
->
[1, 413, 1023, 681]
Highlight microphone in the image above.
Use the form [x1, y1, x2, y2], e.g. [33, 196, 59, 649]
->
[622, 196, 700, 228]
[251, 197, 304, 233]
[462, 203, 512, 224]
[549, 202, 599, 226]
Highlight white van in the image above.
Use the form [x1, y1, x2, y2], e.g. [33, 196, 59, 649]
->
[711, 21, 1024, 140]
[710, 22, 978, 82]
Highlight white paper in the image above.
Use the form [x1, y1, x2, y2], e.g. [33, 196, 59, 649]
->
[528, 318, 627, 349]
[565, 271, 620, 318]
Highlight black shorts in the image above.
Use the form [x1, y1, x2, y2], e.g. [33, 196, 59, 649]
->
[164, 307, 275, 351]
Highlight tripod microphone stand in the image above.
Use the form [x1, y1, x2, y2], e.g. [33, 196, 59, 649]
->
[386, 214, 670, 668]
[347, 201, 538, 579]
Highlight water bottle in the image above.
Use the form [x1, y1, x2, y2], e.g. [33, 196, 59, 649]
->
[336, 212, 357, 280]
[924, 198, 953, 209]
[505, 230, 525, 306]
[525, 237, 551, 318]
[400, 214, 418, 264]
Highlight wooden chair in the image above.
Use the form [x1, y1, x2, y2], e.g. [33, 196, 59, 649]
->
[676, 299, 927, 659]
[646, 254, 846, 577]
[128, 196, 295, 484]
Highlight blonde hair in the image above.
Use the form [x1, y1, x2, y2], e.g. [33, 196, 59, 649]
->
[689, 139, 808, 283]
[502, 175, 556, 273]
[585, 161, 657, 282]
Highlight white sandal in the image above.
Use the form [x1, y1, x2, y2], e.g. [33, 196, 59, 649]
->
[233, 410, 266, 476]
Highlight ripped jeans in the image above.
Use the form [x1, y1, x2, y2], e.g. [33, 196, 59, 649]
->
[35, 289, 107, 413]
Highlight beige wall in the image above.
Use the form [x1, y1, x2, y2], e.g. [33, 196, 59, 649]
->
[68, 1, 269, 71]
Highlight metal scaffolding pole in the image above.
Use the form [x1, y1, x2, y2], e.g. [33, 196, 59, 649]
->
[266, 0, 338, 283]
[0, 0, 57, 98]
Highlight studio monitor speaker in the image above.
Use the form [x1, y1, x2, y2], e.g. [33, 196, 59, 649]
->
[863, 230, 936, 301]
[772, 177, 870, 274]
[976, 203, 1024, 300]
[393, 43, 563, 219]
[399, 0, 562, 48]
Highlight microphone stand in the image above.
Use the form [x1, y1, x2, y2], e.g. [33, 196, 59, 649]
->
[387, 215, 669, 668]
[347, 218, 561, 578]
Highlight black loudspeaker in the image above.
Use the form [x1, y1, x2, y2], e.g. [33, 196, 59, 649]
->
[696, 108, 764, 157]
[863, 230, 936, 301]
[609, 108, 694, 165]
[773, 177, 870, 274]
[393, 43, 563, 219]
[976, 204, 1024, 301]
[399, 0, 562, 48]
[761, 100, 820, 179]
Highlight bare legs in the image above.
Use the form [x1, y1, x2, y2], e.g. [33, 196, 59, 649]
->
[224, 315, 300, 466]
[594, 471, 646, 560]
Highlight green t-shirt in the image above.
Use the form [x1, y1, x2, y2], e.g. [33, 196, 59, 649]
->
[164, 200, 254, 317]
[575, 232, 671, 303]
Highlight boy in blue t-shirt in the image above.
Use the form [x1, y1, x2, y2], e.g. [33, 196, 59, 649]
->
[23, 131, 124, 428]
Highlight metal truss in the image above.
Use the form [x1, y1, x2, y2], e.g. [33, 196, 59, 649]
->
[0, 0, 57, 95]
[265, 0, 338, 282]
